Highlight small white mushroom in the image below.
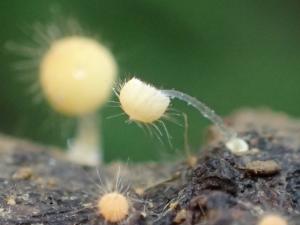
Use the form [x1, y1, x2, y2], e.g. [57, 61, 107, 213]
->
[119, 78, 246, 154]
[225, 137, 249, 154]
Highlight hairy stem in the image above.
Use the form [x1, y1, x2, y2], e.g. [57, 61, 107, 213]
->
[163, 89, 236, 141]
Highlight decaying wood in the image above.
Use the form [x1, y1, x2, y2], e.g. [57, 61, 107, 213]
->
[0, 109, 299, 225]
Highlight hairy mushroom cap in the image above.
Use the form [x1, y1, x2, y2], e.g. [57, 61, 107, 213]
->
[40, 36, 117, 116]
[119, 78, 170, 123]
[98, 192, 129, 223]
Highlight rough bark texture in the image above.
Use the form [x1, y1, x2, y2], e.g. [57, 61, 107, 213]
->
[0, 109, 299, 225]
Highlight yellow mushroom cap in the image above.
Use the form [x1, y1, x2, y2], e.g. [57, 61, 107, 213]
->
[40, 36, 117, 116]
[258, 214, 288, 225]
[119, 78, 170, 123]
[98, 192, 129, 223]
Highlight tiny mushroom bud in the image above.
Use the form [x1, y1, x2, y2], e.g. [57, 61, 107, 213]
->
[225, 137, 249, 154]
[98, 192, 129, 223]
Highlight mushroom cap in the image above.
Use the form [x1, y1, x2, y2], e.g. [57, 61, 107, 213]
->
[98, 192, 129, 223]
[40, 36, 117, 116]
[119, 78, 170, 123]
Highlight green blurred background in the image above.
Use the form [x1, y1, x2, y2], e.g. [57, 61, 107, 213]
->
[0, 0, 300, 162]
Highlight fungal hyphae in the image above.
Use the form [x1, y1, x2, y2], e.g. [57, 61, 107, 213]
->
[7, 21, 117, 165]
[118, 77, 249, 154]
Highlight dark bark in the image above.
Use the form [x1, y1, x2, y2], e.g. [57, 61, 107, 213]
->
[0, 109, 299, 225]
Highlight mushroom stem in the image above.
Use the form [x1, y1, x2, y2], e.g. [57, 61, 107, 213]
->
[162, 89, 236, 141]
[67, 113, 101, 165]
